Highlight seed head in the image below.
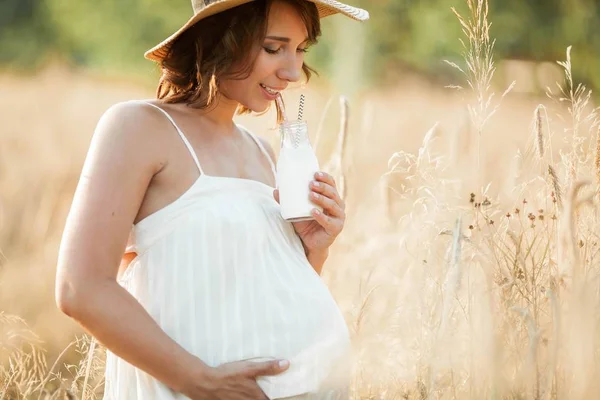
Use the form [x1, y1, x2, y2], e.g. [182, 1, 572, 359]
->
[535, 105, 545, 159]
[548, 165, 563, 209]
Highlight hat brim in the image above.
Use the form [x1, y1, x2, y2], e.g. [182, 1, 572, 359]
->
[144, 0, 369, 62]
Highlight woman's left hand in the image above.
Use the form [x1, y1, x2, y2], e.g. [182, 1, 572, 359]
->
[273, 171, 346, 254]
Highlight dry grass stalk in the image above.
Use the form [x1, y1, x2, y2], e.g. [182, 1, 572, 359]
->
[535, 105, 544, 160]
[33, 340, 76, 399]
[557, 181, 598, 399]
[547, 165, 563, 211]
[81, 338, 97, 400]
[548, 47, 596, 139]
[1, 312, 103, 399]
[380, 122, 442, 226]
[547, 46, 598, 195]
[445, 0, 515, 176]
[429, 217, 463, 394]
[564, 181, 594, 282]
[379, 172, 392, 223]
[313, 95, 335, 153]
[322, 96, 349, 202]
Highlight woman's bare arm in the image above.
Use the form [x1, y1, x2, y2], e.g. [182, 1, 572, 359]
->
[55, 102, 210, 394]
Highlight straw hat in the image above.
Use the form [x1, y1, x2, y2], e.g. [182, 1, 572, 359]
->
[144, 0, 369, 62]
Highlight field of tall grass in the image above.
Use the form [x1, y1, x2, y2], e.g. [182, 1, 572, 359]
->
[1, 0, 599, 398]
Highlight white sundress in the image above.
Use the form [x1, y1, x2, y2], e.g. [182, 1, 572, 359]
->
[102, 101, 352, 400]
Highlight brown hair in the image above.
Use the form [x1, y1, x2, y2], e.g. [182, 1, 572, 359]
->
[156, 0, 321, 122]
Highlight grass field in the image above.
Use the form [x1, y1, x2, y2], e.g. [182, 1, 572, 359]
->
[1, 1, 599, 398]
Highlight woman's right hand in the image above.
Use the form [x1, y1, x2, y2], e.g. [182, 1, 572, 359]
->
[183, 358, 290, 399]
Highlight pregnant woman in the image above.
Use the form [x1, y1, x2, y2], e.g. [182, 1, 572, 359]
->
[55, 0, 368, 398]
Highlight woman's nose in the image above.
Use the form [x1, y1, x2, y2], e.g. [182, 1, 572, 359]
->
[277, 54, 303, 83]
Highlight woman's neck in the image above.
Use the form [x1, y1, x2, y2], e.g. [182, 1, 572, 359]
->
[184, 93, 239, 135]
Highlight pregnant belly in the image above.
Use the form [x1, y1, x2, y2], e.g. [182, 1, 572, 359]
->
[154, 279, 351, 398]
[123, 250, 351, 398]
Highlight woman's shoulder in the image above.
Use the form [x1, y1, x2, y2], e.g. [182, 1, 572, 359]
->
[95, 99, 177, 147]
[99, 99, 168, 131]
[91, 99, 173, 173]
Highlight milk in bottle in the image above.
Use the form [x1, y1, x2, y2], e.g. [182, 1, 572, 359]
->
[276, 120, 323, 222]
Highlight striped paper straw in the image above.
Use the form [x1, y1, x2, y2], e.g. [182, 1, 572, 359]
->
[298, 94, 305, 121]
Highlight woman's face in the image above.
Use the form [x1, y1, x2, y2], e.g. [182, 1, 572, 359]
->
[221, 0, 310, 112]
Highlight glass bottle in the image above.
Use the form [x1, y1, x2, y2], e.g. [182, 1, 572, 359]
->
[276, 120, 323, 222]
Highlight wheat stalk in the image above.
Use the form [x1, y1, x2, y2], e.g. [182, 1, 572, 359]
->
[322, 96, 349, 202]
[548, 165, 563, 211]
[313, 95, 335, 153]
[535, 105, 545, 160]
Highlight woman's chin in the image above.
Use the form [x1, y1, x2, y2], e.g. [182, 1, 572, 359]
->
[245, 101, 271, 114]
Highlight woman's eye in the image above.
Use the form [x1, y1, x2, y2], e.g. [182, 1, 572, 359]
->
[263, 46, 310, 55]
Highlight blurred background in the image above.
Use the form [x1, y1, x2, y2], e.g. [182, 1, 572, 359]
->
[1, 0, 599, 398]
[1, 0, 599, 91]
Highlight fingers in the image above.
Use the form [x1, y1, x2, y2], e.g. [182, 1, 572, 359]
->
[310, 207, 344, 236]
[309, 173, 345, 219]
[314, 171, 336, 190]
[309, 190, 345, 219]
[244, 359, 290, 378]
[312, 173, 345, 211]
[214, 360, 282, 399]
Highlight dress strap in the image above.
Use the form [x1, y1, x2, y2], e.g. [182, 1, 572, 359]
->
[142, 101, 204, 175]
[237, 124, 277, 180]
